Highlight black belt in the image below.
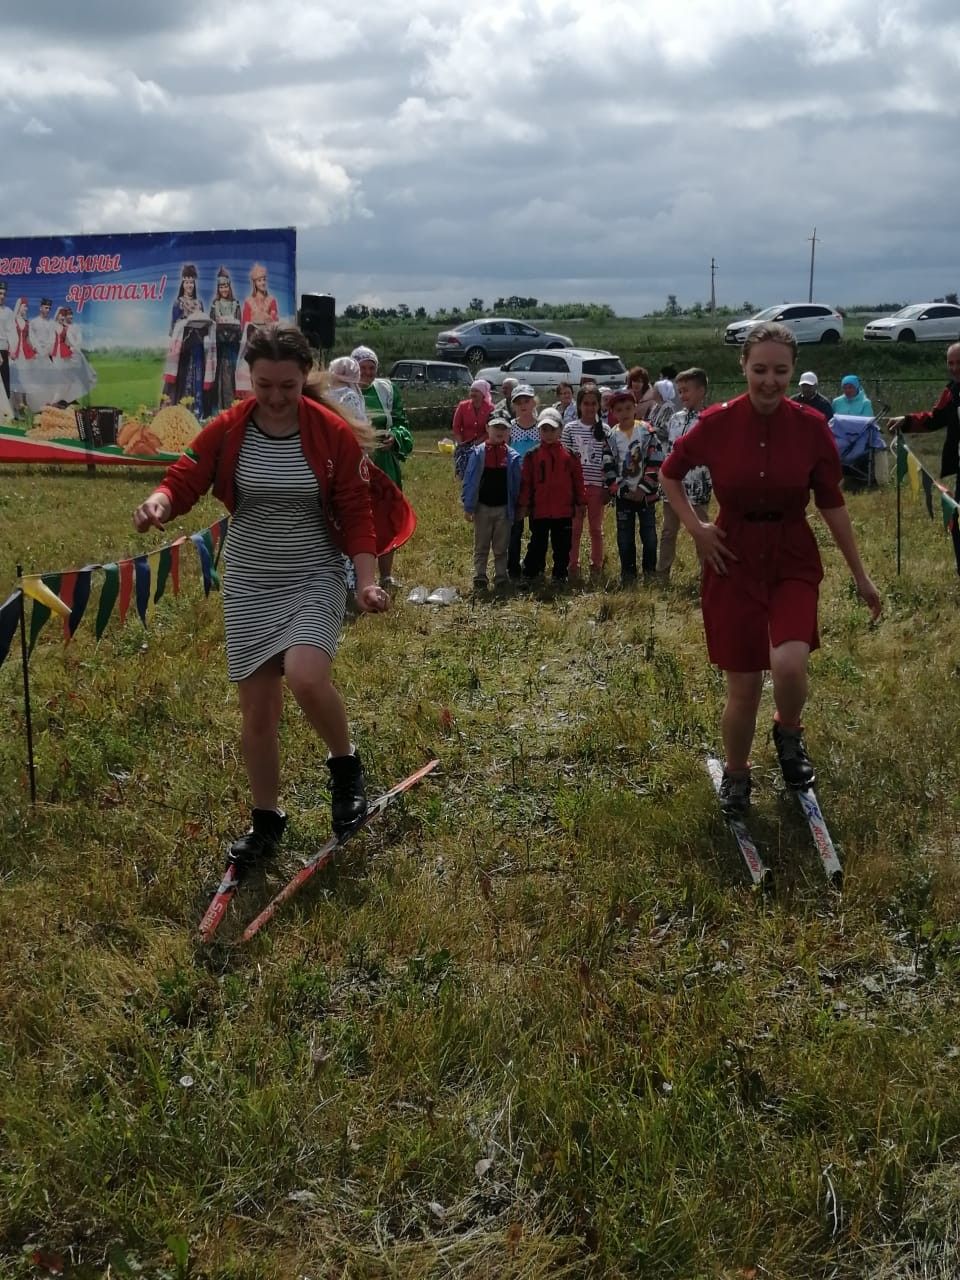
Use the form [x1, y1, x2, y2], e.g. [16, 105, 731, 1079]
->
[742, 511, 784, 522]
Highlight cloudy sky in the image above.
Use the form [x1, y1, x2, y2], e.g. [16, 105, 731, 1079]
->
[5, 0, 958, 316]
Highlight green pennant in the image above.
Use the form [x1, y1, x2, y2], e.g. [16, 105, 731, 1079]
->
[96, 564, 120, 639]
[941, 490, 956, 531]
[896, 435, 908, 483]
[154, 547, 172, 603]
[201, 528, 221, 590]
[28, 572, 61, 655]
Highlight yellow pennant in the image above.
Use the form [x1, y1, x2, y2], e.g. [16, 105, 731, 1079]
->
[906, 451, 921, 498]
[20, 576, 71, 618]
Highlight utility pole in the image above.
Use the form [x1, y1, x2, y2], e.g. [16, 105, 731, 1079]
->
[807, 227, 819, 303]
[709, 257, 717, 313]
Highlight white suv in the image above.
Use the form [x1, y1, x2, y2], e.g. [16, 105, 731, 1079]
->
[723, 303, 844, 346]
[477, 347, 627, 391]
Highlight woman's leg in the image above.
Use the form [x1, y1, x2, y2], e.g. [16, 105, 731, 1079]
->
[769, 640, 810, 727]
[586, 486, 606, 571]
[236, 657, 285, 809]
[283, 645, 351, 756]
[721, 670, 764, 772]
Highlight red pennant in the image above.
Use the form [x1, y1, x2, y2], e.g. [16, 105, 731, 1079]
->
[170, 539, 183, 595]
[118, 560, 134, 625]
[59, 572, 78, 642]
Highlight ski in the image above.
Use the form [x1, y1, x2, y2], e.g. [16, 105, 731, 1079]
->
[239, 758, 440, 942]
[793, 785, 843, 886]
[197, 862, 245, 944]
[706, 757, 772, 889]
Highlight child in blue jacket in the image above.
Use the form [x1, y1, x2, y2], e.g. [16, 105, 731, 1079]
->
[461, 415, 522, 589]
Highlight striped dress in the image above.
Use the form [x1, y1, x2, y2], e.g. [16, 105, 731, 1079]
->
[222, 420, 347, 681]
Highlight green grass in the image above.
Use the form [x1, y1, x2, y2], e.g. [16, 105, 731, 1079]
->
[0, 440, 958, 1278]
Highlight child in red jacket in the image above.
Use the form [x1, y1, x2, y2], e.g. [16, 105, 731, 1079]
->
[517, 408, 587, 581]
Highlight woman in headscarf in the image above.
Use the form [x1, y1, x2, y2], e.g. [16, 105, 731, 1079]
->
[351, 345, 414, 586]
[832, 375, 874, 418]
[325, 356, 367, 422]
[452, 378, 494, 478]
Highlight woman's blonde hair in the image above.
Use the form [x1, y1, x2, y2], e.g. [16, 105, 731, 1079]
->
[304, 368, 376, 450]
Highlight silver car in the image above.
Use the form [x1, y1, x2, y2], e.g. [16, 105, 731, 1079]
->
[435, 318, 573, 364]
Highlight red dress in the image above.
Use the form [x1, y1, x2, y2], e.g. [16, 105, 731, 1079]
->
[660, 393, 844, 671]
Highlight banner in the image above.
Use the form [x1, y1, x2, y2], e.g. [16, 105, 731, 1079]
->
[0, 227, 296, 437]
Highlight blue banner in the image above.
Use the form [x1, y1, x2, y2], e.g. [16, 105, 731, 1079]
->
[0, 227, 296, 420]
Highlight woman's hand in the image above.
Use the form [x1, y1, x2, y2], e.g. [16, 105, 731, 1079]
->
[855, 573, 882, 620]
[693, 523, 738, 575]
[355, 583, 391, 614]
[133, 492, 172, 532]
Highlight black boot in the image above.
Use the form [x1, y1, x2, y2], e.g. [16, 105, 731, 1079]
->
[328, 752, 367, 835]
[228, 808, 287, 870]
[719, 769, 751, 816]
[773, 722, 816, 790]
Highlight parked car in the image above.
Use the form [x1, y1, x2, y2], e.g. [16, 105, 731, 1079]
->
[477, 348, 627, 392]
[723, 303, 844, 346]
[435, 318, 573, 364]
[863, 303, 960, 343]
[387, 359, 473, 388]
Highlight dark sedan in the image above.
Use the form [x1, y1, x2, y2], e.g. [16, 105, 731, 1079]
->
[388, 359, 474, 387]
[435, 318, 573, 364]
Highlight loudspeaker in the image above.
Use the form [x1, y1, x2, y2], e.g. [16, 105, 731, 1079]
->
[298, 293, 336, 350]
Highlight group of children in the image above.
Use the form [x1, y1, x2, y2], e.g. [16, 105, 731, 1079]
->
[460, 369, 712, 589]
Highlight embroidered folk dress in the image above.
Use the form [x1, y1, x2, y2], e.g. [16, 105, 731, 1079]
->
[659, 393, 845, 672]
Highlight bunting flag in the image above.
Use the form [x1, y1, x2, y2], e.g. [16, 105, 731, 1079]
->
[118, 560, 134, 626]
[26, 573, 63, 655]
[7, 515, 227, 654]
[896, 434, 908, 483]
[0, 589, 22, 671]
[191, 531, 215, 596]
[170, 537, 184, 595]
[921, 469, 934, 519]
[96, 565, 120, 639]
[154, 547, 172, 603]
[906, 451, 920, 498]
[66, 567, 95, 640]
[134, 556, 151, 625]
[941, 490, 956, 532]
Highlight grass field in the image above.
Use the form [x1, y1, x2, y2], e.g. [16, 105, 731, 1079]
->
[0, 429, 958, 1277]
[86, 318, 952, 425]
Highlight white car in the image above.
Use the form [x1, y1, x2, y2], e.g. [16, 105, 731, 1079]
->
[863, 303, 960, 343]
[723, 303, 843, 346]
[477, 347, 627, 391]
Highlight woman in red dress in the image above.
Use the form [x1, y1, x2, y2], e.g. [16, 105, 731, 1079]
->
[659, 323, 881, 813]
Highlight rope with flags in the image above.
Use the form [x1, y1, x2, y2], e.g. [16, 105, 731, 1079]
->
[893, 433, 960, 577]
[0, 515, 229, 674]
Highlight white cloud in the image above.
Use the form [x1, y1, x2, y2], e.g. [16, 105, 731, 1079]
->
[3, 0, 958, 313]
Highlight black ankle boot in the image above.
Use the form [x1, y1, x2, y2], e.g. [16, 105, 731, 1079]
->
[719, 768, 752, 816]
[773, 722, 816, 790]
[228, 808, 287, 870]
[327, 752, 367, 836]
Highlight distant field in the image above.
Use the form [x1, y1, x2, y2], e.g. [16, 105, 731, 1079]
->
[85, 322, 951, 422]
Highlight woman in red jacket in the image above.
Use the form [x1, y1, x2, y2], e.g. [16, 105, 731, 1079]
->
[133, 324, 390, 864]
[660, 323, 881, 814]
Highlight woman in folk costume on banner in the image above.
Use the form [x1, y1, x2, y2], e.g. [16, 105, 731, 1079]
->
[352, 344, 414, 587]
[132, 324, 414, 865]
[162, 264, 214, 409]
[208, 266, 243, 415]
[51, 307, 98, 404]
[659, 323, 881, 816]
[242, 262, 280, 328]
[8, 297, 35, 417]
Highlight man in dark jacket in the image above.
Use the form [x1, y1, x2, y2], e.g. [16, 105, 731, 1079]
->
[890, 342, 960, 573]
[792, 370, 834, 423]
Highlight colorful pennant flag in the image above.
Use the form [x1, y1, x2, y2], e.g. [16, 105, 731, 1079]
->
[921, 469, 934, 519]
[896, 434, 908, 483]
[0, 589, 22, 670]
[26, 573, 63, 655]
[906, 451, 920, 498]
[118, 560, 134, 626]
[154, 547, 172, 603]
[170, 537, 184, 595]
[96, 564, 120, 639]
[134, 556, 151, 625]
[191, 531, 215, 596]
[66, 567, 94, 640]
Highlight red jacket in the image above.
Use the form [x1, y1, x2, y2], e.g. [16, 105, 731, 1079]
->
[518, 441, 586, 519]
[902, 382, 959, 479]
[156, 397, 378, 558]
